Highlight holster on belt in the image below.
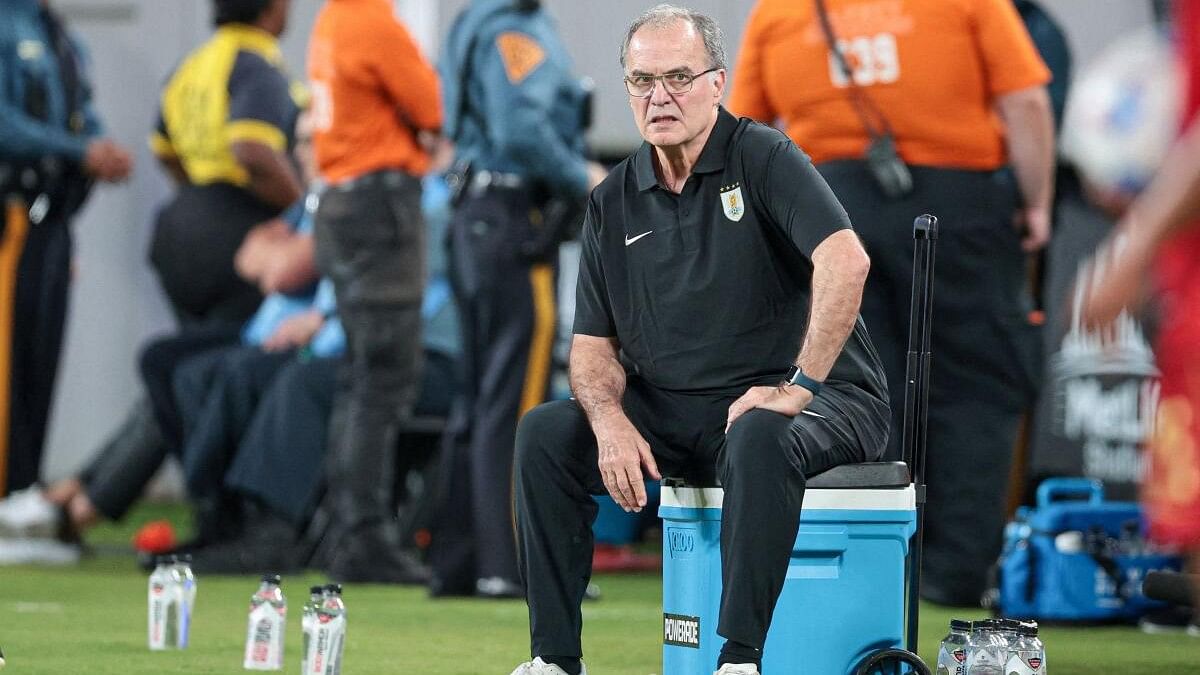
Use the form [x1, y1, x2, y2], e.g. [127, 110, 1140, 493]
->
[520, 190, 585, 263]
[445, 159, 474, 208]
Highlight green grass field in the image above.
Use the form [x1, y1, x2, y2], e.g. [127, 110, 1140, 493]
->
[0, 503, 1195, 674]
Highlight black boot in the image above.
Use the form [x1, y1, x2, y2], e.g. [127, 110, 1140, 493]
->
[188, 498, 308, 575]
[192, 492, 244, 547]
[326, 518, 431, 585]
[322, 402, 429, 585]
[320, 301, 427, 584]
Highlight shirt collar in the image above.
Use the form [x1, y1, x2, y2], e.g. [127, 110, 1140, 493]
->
[216, 23, 282, 62]
[634, 106, 738, 192]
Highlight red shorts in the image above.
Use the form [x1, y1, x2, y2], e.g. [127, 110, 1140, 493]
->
[1145, 318, 1200, 549]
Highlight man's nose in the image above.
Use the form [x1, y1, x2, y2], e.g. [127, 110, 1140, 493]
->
[648, 78, 673, 106]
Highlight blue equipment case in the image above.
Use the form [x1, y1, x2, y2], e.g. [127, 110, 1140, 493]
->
[996, 477, 1182, 622]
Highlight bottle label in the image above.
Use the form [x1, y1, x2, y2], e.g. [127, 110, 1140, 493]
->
[148, 581, 168, 650]
[306, 614, 346, 674]
[937, 644, 967, 675]
[243, 602, 286, 670]
[1005, 651, 1044, 675]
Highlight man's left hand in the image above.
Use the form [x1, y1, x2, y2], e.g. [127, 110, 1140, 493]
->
[263, 310, 324, 352]
[84, 138, 133, 182]
[726, 384, 813, 433]
[1016, 204, 1051, 252]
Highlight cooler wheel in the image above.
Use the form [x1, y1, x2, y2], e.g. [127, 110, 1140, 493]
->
[854, 648, 931, 675]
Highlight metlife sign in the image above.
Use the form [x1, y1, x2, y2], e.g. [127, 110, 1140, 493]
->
[1029, 195, 1159, 500]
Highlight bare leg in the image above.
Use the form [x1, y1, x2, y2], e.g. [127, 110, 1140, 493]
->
[67, 492, 100, 532]
[42, 477, 82, 506]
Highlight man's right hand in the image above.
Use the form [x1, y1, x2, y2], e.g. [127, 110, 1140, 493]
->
[235, 218, 291, 284]
[1016, 203, 1051, 252]
[593, 412, 659, 513]
[83, 139, 132, 182]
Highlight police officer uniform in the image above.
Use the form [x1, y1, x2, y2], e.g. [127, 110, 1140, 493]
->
[0, 0, 104, 495]
[513, 109, 889, 671]
[430, 0, 594, 596]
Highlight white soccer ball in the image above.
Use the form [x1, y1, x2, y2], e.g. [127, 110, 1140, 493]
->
[1061, 26, 1182, 199]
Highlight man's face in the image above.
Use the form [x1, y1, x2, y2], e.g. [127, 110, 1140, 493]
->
[624, 20, 724, 149]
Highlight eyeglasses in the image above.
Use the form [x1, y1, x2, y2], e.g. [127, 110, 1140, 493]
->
[624, 67, 720, 98]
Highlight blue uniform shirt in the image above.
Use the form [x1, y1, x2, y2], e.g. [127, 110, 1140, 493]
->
[0, 0, 101, 164]
[440, 0, 591, 199]
[239, 195, 319, 348]
[240, 178, 463, 360]
[307, 278, 345, 358]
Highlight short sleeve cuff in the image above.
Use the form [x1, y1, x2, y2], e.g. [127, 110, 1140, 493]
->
[148, 132, 175, 158]
[226, 119, 287, 152]
[571, 319, 615, 338]
[989, 67, 1052, 98]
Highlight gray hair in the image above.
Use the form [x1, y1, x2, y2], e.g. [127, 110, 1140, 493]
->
[619, 4, 727, 71]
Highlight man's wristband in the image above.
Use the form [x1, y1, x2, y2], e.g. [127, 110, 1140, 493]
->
[782, 365, 823, 396]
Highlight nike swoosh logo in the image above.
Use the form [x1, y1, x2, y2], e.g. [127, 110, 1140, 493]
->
[625, 231, 653, 246]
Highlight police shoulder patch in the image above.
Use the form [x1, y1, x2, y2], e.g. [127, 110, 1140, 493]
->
[496, 32, 546, 84]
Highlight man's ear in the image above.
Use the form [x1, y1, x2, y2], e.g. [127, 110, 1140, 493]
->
[711, 69, 727, 102]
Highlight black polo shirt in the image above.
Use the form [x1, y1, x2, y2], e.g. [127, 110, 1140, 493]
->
[573, 107, 887, 399]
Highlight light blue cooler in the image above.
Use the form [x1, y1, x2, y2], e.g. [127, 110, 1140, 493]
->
[660, 463, 916, 674]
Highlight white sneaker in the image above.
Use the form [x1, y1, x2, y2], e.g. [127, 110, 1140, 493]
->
[508, 657, 588, 675]
[0, 537, 81, 565]
[0, 487, 61, 539]
[714, 664, 760, 675]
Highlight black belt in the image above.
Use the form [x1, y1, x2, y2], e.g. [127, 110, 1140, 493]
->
[465, 170, 529, 199]
[0, 164, 44, 196]
[326, 168, 419, 194]
[1, 162, 79, 224]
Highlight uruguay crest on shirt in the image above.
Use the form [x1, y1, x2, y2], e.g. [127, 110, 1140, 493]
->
[720, 183, 744, 222]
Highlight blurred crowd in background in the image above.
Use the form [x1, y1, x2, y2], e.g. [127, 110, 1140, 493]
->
[0, 0, 1195, 623]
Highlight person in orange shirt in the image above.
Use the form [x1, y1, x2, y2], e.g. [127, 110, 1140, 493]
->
[307, 0, 442, 584]
[730, 0, 1055, 606]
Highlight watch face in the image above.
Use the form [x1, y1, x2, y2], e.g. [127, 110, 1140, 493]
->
[783, 365, 821, 394]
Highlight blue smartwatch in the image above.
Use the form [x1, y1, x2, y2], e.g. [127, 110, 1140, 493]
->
[783, 365, 823, 396]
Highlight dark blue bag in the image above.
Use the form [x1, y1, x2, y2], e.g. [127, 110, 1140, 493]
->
[994, 478, 1183, 622]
